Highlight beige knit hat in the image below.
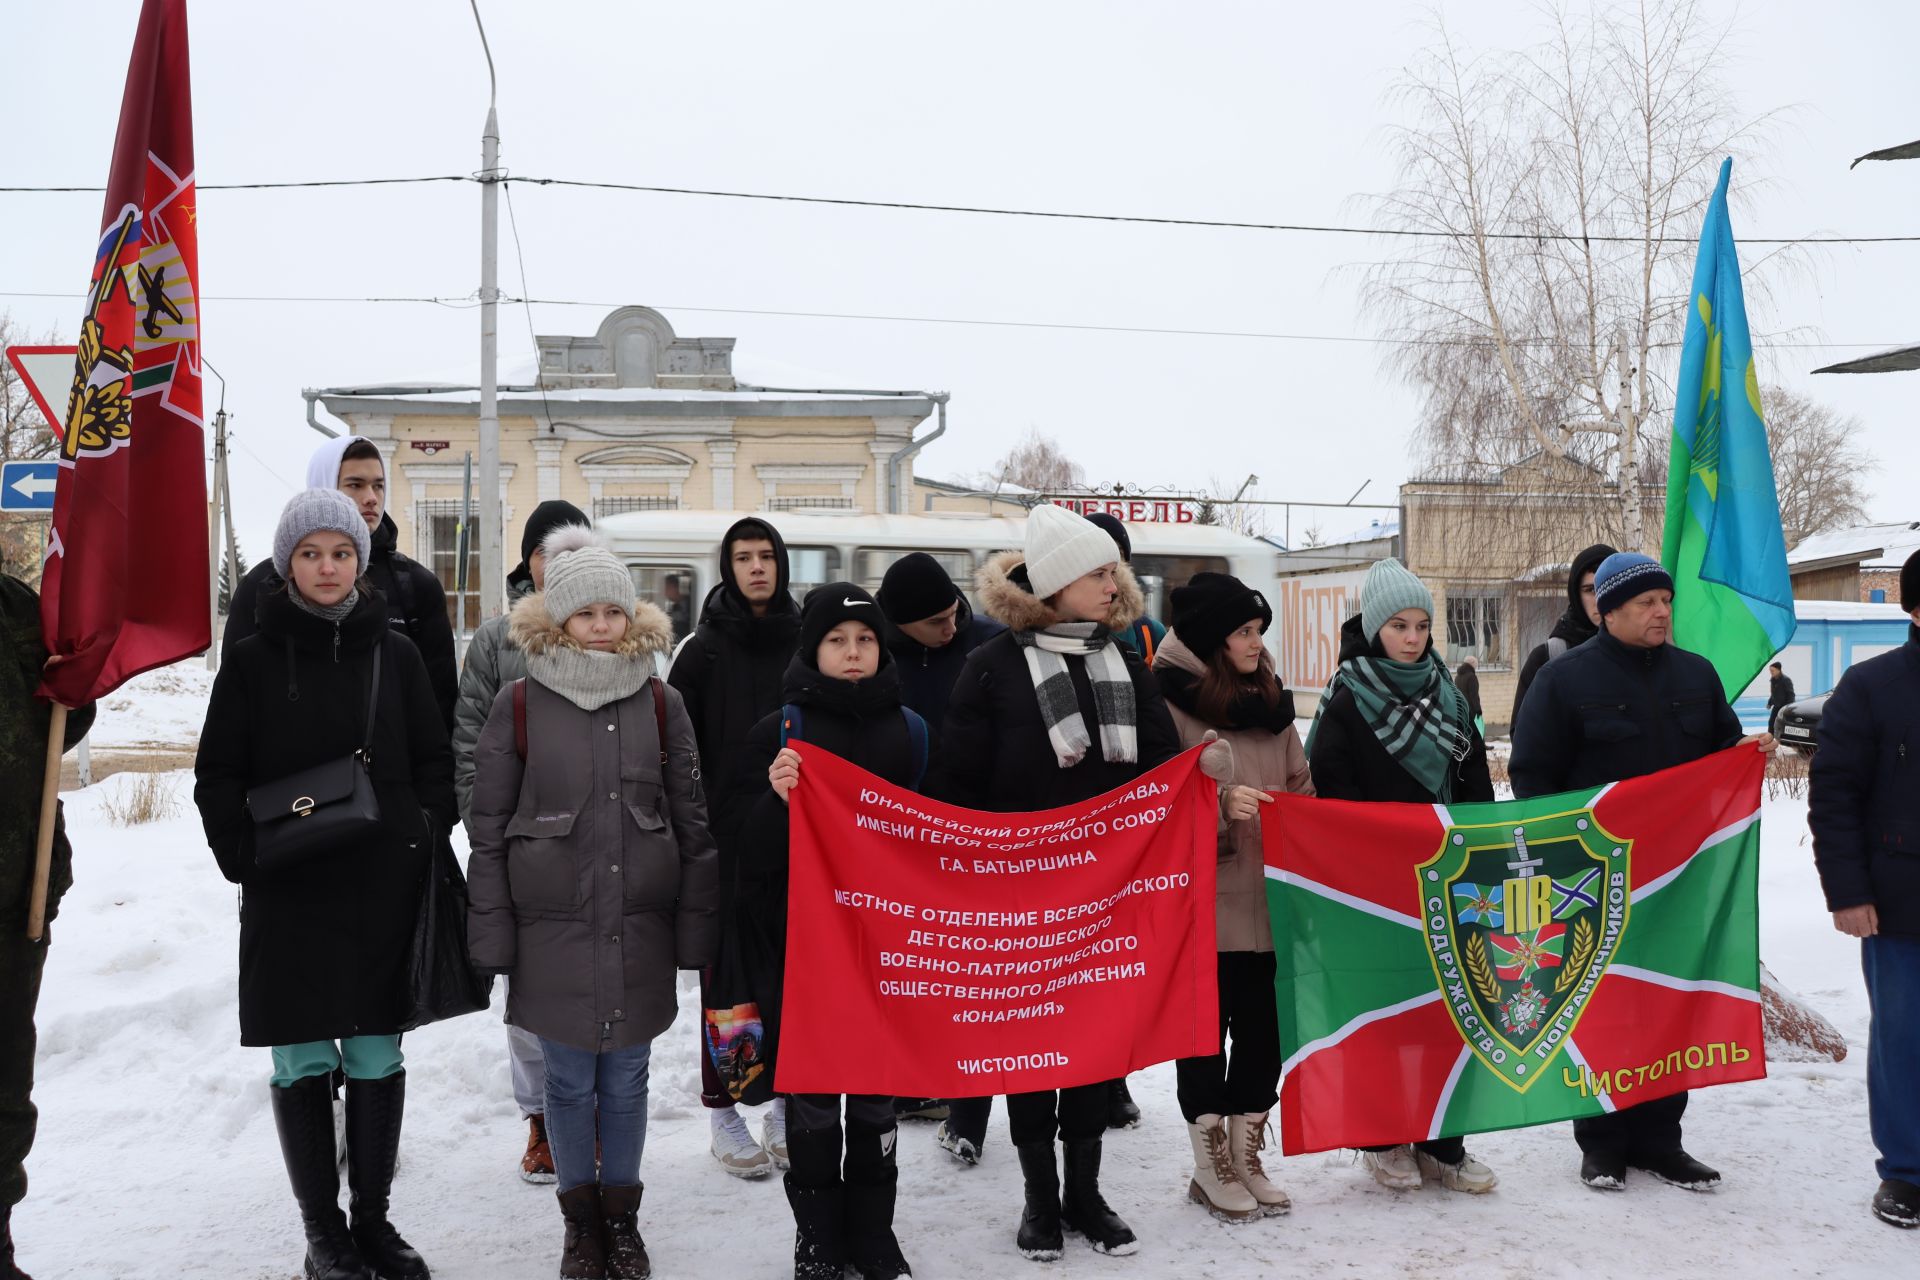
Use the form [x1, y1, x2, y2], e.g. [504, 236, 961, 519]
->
[1023, 504, 1123, 599]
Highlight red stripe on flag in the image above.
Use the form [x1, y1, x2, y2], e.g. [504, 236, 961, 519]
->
[1279, 996, 1462, 1155]
[1264, 793, 1442, 922]
[1571, 972, 1766, 1102]
[1591, 749, 1763, 889]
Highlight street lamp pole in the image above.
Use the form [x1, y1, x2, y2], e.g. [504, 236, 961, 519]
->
[471, 1, 505, 621]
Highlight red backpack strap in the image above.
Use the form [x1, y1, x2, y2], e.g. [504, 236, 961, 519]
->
[512, 678, 528, 761]
[651, 675, 668, 766]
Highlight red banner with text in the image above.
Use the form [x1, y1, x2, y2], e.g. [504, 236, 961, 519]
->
[776, 744, 1219, 1097]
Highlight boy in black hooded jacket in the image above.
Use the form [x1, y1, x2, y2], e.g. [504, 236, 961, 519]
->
[732, 583, 923, 1280]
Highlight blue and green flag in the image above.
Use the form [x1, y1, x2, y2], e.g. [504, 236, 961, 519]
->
[1662, 157, 1796, 699]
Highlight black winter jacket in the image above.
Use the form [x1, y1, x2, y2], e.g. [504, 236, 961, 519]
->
[667, 517, 803, 851]
[1309, 617, 1494, 805]
[224, 513, 457, 732]
[886, 594, 1007, 739]
[194, 587, 455, 1046]
[728, 655, 921, 1052]
[928, 551, 1181, 814]
[1808, 629, 1920, 937]
[1510, 543, 1617, 728]
[1509, 628, 1743, 799]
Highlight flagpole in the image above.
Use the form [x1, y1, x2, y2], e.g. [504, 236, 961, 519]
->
[25, 703, 68, 941]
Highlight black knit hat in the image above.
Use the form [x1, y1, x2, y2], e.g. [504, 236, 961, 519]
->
[519, 500, 590, 565]
[1903, 549, 1920, 611]
[798, 582, 891, 670]
[877, 552, 961, 625]
[1083, 512, 1133, 562]
[1170, 572, 1272, 660]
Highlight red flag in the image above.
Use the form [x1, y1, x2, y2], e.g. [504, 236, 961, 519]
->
[39, 0, 207, 706]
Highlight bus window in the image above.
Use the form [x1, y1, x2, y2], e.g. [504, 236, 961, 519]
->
[786, 546, 843, 601]
[1128, 554, 1230, 624]
[854, 548, 973, 598]
[631, 564, 697, 640]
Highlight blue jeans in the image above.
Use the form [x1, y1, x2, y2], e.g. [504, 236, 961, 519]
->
[539, 1036, 651, 1194]
[1864, 934, 1920, 1185]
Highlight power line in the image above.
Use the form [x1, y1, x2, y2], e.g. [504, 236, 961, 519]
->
[2, 171, 1915, 246]
[0, 287, 1900, 350]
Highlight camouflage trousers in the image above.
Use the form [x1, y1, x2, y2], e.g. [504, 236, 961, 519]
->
[0, 927, 49, 1211]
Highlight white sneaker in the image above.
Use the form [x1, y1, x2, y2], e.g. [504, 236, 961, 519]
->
[710, 1105, 773, 1179]
[1416, 1148, 1499, 1194]
[935, 1120, 980, 1166]
[1362, 1144, 1422, 1191]
[761, 1098, 791, 1170]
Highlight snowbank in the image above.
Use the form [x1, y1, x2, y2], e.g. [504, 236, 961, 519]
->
[11, 775, 1907, 1278]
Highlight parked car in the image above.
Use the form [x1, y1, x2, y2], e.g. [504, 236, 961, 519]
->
[1774, 694, 1828, 753]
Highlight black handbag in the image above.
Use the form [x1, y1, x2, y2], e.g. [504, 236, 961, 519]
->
[246, 647, 383, 872]
[401, 811, 494, 1031]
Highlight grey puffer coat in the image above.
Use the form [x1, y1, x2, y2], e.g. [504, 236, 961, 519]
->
[453, 574, 537, 826]
[466, 592, 720, 1052]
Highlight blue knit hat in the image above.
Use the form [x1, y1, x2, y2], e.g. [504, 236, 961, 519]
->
[1593, 552, 1675, 615]
[1360, 558, 1435, 642]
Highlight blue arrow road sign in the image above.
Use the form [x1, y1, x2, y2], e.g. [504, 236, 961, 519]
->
[1, 461, 59, 512]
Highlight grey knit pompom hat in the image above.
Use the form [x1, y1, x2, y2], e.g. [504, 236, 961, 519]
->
[273, 488, 372, 578]
[541, 525, 634, 624]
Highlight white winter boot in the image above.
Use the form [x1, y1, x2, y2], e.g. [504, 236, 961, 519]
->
[761, 1097, 791, 1170]
[1185, 1115, 1260, 1221]
[1228, 1113, 1291, 1215]
[710, 1105, 773, 1179]
[1416, 1147, 1499, 1194]
[1361, 1144, 1422, 1190]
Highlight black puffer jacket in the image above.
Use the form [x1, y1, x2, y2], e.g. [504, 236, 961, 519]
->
[1808, 628, 1920, 937]
[1509, 627, 1743, 799]
[224, 513, 458, 732]
[930, 551, 1180, 813]
[887, 593, 1007, 739]
[1510, 543, 1616, 727]
[1308, 616, 1494, 805]
[194, 586, 454, 1046]
[666, 517, 803, 849]
[728, 653, 920, 1053]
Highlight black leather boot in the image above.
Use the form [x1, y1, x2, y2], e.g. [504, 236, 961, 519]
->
[270, 1074, 373, 1280]
[598, 1185, 650, 1280]
[1013, 1142, 1063, 1262]
[785, 1125, 847, 1280]
[1061, 1138, 1137, 1256]
[345, 1072, 429, 1278]
[2, 1204, 33, 1280]
[1105, 1079, 1142, 1130]
[557, 1185, 606, 1279]
[844, 1118, 909, 1279]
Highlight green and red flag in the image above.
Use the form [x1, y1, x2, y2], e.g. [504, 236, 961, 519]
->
[1263, 747, 1766, 1156]
[38, 0, 208, 708]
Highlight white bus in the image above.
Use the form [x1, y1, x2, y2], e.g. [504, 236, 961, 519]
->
[594, 508, 1283, 646]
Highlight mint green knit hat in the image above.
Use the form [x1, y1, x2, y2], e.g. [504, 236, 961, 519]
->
[1360, 558, 1435, 643]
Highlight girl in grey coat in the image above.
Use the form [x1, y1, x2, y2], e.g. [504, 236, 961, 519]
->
[468, 527, 719, 1279]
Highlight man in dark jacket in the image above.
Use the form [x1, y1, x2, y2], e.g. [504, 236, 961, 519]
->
[224, 436, 457, 732]
[666, 515, 802, 1177]
[1510, 542, 1616, 728]
[1511, 552, 1770, 1194]
[1808, 549, 1920, 1229]
[876, 552, 1006, 739]
[1767, 662, 1798, 734]
[2, 575, 96, 1279]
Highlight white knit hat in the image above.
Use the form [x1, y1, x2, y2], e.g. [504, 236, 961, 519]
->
[1024, 504, 1122, 599]
[541, 526, 634, 624]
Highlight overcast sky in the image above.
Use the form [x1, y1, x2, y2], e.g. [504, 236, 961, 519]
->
[3, 1, 1916, 553]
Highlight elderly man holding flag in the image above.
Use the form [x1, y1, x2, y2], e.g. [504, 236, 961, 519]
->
[1511, 156, 1787, 1194]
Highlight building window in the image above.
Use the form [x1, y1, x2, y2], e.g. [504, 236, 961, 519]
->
[416, 499, 481, 632]
[594, 495, 678, 519]
[767, 495, 856, 513]
[1446, 591, 1504, 665]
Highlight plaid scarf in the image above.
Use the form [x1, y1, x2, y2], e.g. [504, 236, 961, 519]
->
[1305, 651, 1472, 800]
[1014, 622, 1138, 769]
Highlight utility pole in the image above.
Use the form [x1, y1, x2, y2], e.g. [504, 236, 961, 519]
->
[205, 403, 237, 671]
[472, 1, 505, 621]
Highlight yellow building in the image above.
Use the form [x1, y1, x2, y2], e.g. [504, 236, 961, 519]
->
[308, 307, 939, 625]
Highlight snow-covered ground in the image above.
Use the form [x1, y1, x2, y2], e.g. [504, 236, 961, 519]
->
[13, 771, 1909, 1278]
[83, 662, 216, 750]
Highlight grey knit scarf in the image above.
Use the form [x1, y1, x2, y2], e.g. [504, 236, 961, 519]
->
[527, 643, 652, 712]
[288, 586, 359, 624]
[1013, 622, 1138, 769]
